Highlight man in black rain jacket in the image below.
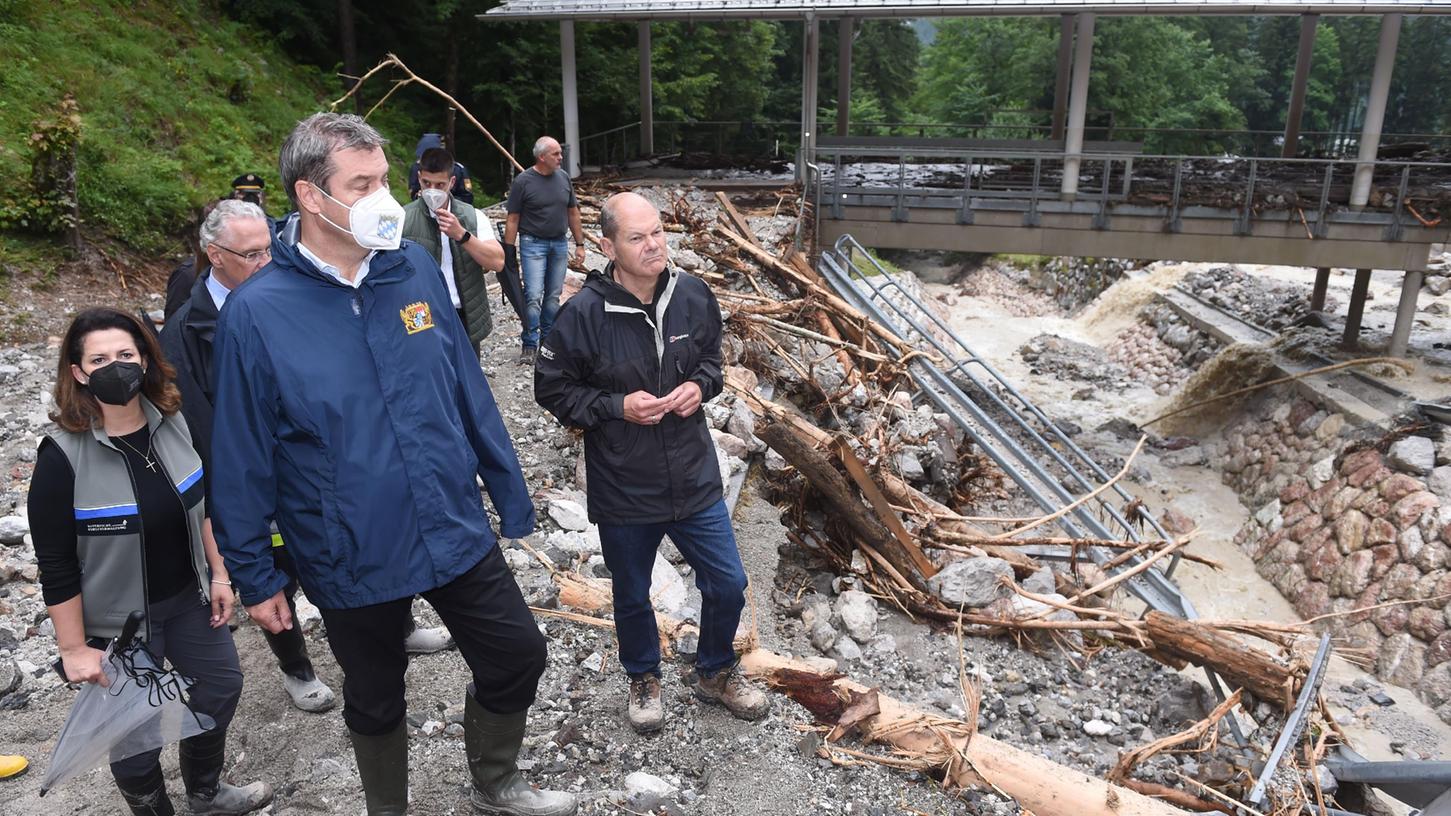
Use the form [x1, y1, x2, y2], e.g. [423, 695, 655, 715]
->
[534, 192, 767, 735]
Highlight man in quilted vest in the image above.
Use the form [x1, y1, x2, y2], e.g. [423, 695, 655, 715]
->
[402, 147, 505, 359]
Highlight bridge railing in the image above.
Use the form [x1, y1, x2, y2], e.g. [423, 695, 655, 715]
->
[815, 145, 1451, 238]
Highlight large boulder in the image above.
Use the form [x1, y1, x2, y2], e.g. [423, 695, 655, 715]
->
[928, 557, 1014, 608]
[1388, 436, 1436, 475]
[833, 590, 878, 643]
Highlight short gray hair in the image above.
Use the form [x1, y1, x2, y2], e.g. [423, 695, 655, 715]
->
[532, 136, 557, 159]
[279, 112, 387, 207]
[199, 199, 267, 251]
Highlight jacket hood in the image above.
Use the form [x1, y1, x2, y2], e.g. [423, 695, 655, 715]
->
[414, 133, 444, 158]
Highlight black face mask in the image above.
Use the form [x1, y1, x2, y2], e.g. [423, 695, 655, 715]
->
[86, 361, 145, 406]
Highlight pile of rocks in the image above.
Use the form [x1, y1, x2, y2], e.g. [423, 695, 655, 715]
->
[1106, 303, 1223, 396]
[1180, 266, 1314, 331]
[1222, 393, 1451, 722]
[1422, 245, 1449, 295]
[1019, 334, 1132, 389]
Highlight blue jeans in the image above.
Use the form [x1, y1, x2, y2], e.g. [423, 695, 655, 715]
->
[519, 233, 569, 349]
[598, 500, 748, 678]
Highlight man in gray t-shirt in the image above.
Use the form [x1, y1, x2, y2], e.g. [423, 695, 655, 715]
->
[504, 136, 585, 363]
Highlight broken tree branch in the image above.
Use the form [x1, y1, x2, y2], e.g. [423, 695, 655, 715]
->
[328, 52, 524, 173]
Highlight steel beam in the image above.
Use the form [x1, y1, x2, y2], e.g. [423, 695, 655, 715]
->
[1283, 14, 1319, 158]
[560, 20, 581, 175]
[1061, 12, 1095, 199]
[837, 18, 853, 137]
[1311, 266, 1331, 310]
[1051, 13, 1074, 141]
[638, 22, 653, 155]
[800, 15, 820, 181]
[1343, 267, 1373, 349]
[1351, 13, 1402, 207]
[1389, 269, 1423, 357]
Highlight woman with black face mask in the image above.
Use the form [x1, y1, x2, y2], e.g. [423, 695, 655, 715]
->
[28, 308, 272, 816]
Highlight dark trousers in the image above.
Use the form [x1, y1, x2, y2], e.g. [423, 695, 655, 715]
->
[111, 588, 243, 783]
[598, 499, 748, 679]
[264, 545, 313, 679]
[317, 545, 547, 736]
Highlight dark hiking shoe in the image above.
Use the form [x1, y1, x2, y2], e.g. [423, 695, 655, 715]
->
[185, 781, 274, 815]
[518, 348, 537, 366]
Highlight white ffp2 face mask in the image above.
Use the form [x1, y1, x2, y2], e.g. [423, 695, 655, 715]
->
[420, 188, 448, 213]
[316, 185, 405, 251]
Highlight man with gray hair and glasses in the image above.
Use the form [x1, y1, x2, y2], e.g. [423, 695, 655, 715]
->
[162, 200, 341, 716]
[503, 135, 585, 365]
[209, 113, 574, 816]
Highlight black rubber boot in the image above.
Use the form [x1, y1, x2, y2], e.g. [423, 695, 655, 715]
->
[465, 694, 576, 816]
[179, 730, 274, 815]
[348, 723, 410, 816]
[113, 764, 176, 816]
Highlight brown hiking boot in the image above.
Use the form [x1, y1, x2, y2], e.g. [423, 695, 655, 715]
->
[627, 675, 664, 734]
[688, 664, 768, 721]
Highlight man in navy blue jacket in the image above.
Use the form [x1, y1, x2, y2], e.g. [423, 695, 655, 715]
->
[210, 113, 574, 816]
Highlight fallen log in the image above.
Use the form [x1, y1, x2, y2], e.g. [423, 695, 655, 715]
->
[1145, 611, 1298, 708]
[757, 421, 932, 593]
[740, 650, 1191, 816]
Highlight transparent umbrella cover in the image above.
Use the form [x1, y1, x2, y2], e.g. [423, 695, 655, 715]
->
[39, 612, 216, 796]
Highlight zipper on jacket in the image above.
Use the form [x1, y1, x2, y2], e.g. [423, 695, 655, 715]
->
[113, 441, 153, 642]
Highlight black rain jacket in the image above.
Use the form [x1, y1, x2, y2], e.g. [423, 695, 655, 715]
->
[535, 264, 724, 525]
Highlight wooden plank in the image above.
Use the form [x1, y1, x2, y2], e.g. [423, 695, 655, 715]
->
[832, 437, 939, 579]
[714, 190, 760, 247]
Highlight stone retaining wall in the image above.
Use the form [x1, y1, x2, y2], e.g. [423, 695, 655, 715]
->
[1220, 393, 1451, 721]
[1027, 257, 1133, 314]
[1106, 303, 1221, 396]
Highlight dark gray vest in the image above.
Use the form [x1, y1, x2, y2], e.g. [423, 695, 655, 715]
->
[47, 399, 209, 639]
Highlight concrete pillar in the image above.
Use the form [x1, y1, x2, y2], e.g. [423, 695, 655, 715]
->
[638, 22, 653, 156]
[560, 20, 580, 176]
[1061, 13, 1095, 198]
[1282, 14, 1319, 158]
[1342, 268, 1373, 350]
[1051, 13, 1075, 141]
[799, 15, 820, 180]
[1351, 13, 1402, 208]
[836, 18, 853, 137]
[1389, 270, 1422, 357]
[1310, 266, 1331, 311]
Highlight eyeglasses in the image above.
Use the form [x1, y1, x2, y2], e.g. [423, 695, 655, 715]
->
[212, 243, 272, 265]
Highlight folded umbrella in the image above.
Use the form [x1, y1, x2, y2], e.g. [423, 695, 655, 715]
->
[498, 243, 526, 322]
[40, 611, 215, 796]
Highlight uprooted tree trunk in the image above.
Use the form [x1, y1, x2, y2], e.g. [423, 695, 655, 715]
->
[1144, 611, 1301, 709]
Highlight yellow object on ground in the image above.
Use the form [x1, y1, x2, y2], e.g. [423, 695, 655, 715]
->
[0, 755, 28, 779]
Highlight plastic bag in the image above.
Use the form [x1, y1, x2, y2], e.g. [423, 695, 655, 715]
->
[40, 616, 216, 795]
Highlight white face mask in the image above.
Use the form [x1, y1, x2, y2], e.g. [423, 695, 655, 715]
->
[420, 188, 448, 213]
[315, 185, 405, 251]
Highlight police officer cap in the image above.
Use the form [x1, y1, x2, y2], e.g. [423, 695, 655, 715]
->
[231, 173, 265, 192]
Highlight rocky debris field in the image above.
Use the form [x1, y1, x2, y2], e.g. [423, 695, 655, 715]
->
[3, 190, 1449, 816]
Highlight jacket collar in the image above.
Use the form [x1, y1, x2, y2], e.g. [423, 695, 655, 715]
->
[184, 267, 220, 334]
[269, 227, 411, 288]
[587, 263, 676, 314]
[89, 397, 164, 448]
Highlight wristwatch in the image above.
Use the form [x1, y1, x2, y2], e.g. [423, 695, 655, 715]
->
[459, 230, 473, 245]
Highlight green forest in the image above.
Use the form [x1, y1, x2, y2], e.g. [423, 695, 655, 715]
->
[1, 0, 1448, 262]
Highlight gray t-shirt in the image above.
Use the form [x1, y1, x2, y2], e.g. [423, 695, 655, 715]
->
[505, 167, 578, 239]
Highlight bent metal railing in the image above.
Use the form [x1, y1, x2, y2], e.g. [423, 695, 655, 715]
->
[818, 233, 1192, 617]
[814, 146, 1451, 241]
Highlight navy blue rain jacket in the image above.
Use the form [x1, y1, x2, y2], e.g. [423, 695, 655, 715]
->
[209, 238, 535, 609]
